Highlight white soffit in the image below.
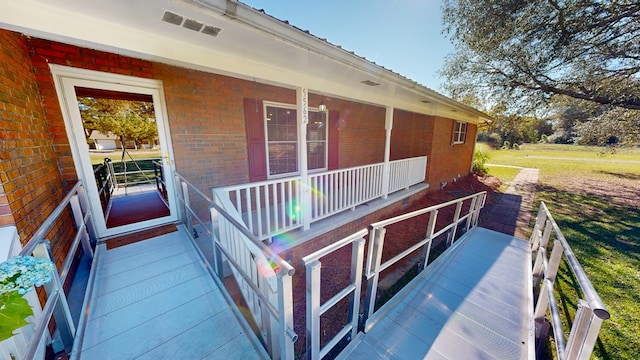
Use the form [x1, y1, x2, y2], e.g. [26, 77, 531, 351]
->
[0, 0, 487, 123]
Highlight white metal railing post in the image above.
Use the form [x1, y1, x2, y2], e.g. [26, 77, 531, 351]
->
[448, 202, 463, 246]
[381, 106, 393, 199]
[531, 202, 609, 360]
[208, 207, 225, 279]
[565, 300, 604, 360]
[277, 273, 296, 360]
[302, 229, 367, 359]
[362, 226, 386, 330]
[420, 209, 438, 269]
[31, 242, 75, 353]
[69, 194, 93, 259]
[305, 261, 321, 359]
[181, 180, 193, 237]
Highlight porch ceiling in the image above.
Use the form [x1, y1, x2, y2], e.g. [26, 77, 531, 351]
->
[0, 0, 488, 124]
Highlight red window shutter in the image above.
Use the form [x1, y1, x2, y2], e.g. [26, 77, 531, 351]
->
[328, 110, 339, 170]
[244, 98, 267, 182]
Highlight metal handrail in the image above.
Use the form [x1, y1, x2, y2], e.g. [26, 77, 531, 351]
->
[19, 182, 83, 257]
[15, 181, 96, 359]
[531, 201, 609, 360]
[176, 172, 294, 276]
[175, 171, 297, 359]
[539, 202, 609, 319]
[369, 191, 484, 229]
[362, 191, 486, 331]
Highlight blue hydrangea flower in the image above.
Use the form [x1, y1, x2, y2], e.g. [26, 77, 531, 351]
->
[0, 256, 54, 295]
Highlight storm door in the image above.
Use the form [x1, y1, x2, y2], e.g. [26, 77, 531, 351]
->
[51, 65, 177, 237]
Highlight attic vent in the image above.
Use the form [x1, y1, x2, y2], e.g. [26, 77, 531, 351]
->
[361, 80, 380, 87]
[161, 10, 222, 37]
[421, 100, 431, 104]
[202, 25, 222, 37]
[162, 11, 183, 25]
[183, 19, 204, 32]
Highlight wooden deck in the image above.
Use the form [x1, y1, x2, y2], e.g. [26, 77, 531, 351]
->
[77, 226, 267, 359]
[337, 227, 534, 360]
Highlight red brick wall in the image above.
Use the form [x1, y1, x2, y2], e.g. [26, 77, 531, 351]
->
[154, 63, 297, 191]
[0, 30, 72, 265]
[390, 109, 432, 160]
[16, 35, 476, 233]
[26, 37, 154, 187]
[426, 117, 476, 188]
[329, 99, 386, 168]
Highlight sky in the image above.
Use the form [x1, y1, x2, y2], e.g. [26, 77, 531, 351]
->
[241, 0, 455, 92]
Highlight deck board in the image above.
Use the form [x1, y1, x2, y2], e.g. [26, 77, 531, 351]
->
[338, 227, 533, 360]
[79, 227, 267, 359]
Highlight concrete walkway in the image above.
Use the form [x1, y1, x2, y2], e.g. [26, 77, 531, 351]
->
[481, 168, 539, 239]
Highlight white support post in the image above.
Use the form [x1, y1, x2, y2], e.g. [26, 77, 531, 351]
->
[381, 107, 393, 199]
[306, 261, 321, 359]
[32, 242, 75, 354]
[181, 181, 193, 237]
[69, 194, 92, 259]
[297, 87, 311, 230]
[565, 300, 603, 360]
[421, 210, 438, 268]
[278, 274, 296, 360]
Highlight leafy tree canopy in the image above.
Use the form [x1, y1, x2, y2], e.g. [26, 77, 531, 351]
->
[78, 97, 157, 148]
[441, 0, 640, 110]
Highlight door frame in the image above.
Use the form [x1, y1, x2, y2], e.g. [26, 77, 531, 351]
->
[50, 64, 178, 238]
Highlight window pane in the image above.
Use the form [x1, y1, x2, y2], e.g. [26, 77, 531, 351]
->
[266, 106, 297, 141]
[307, 141, 326, 170]
[268, 142, 298, 175]
[307, 112, 327, 141]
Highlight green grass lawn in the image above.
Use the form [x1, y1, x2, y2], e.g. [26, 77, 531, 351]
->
[478, 143, 640, 359]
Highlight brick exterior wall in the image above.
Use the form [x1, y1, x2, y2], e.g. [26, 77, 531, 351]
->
[427, 116, 477, 189]
[0, 29, 74, 267]
[3, 32, 477, 248]
[331, 99, 386, 168]
[26, 37, 155, 187]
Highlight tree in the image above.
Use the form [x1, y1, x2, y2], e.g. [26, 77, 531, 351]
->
[78, 97, 157, 149]
[547, 96, 640, 145]
[441, 0, 640, 110]
[479, 104, 552, 147]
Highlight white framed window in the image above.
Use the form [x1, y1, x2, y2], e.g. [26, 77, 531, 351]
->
[264, 102, 327, 178]
[453, 121, 467, 144]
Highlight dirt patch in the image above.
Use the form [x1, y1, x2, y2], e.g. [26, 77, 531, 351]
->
[286, 174, 501, 357]
[545, 175, 640, 209]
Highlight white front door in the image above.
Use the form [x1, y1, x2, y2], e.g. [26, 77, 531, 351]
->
[51, 65, 177, 238]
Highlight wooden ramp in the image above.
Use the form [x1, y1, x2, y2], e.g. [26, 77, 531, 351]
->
[77, 226, 267, 359]
[338, 227, 534, 360]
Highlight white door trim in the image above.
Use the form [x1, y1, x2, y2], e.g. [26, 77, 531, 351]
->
[50, 64, 178, 238]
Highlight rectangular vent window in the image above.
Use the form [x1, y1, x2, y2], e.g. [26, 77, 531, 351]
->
[361, 80, 380, 87]
[183, 19, 204, 32]
[162, 11, 183, 25]
[202, 26, 222, 37]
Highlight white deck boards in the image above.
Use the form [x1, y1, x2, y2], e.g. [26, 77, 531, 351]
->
[78, 227, 267, 359]
[338, 227, 534, 360]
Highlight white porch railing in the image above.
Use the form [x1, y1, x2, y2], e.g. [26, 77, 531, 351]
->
[213, 177, 303, 241]
[530, 202, 609, 360]
[302, 229, 367, 359]
[215, 156, 427, 240]
[388, 156, 428, 193]
[361, 191, 486, 331]
[0, 181, 97, 360]
[175, 173, 297, 360]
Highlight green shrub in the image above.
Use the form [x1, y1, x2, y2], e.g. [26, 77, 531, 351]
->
[472, 149, 489, 174]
